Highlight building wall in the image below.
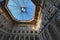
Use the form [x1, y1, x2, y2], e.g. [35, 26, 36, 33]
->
[0, 0, 60, 40]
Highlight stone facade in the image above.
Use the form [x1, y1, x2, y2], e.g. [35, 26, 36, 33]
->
[0, 0, 60, 40]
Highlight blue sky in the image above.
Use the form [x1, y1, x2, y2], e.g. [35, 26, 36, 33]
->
[7, 0, 35, 21]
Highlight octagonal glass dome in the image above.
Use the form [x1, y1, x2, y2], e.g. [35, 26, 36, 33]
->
[6, 0, 35, 21]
